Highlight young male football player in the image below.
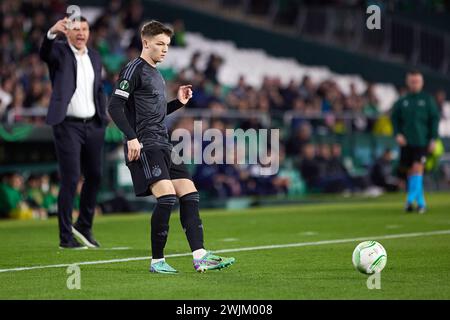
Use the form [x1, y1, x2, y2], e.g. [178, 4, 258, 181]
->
[108, 20, 235, 273]
[391, 70, 440, 214]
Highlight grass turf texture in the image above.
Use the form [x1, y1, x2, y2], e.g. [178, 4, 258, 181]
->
[0, 192, 449, 299]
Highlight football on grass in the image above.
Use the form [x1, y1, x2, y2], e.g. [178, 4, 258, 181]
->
[352, 241, 387, 274]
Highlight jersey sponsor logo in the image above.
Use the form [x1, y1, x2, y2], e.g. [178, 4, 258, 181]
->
[114, 89, 129, 98]
[119, 80, 130, 91]
[403, 100, 409, 107]
[418, 100, 425, 106]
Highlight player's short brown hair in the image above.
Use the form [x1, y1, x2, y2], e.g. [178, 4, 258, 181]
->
[141, 20, 173, 39]
[407, 69, 422, 76]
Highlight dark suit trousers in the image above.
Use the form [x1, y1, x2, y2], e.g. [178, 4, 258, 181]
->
[52, 119, 105, 244]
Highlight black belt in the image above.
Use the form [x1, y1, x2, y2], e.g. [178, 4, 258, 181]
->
[65, 116, 95, 123]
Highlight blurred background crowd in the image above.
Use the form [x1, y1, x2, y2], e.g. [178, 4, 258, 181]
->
[1, 0, 449, 219]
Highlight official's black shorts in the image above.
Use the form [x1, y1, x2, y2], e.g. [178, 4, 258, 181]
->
[124, 146, 191, 197]
[399, 146, 428, 168]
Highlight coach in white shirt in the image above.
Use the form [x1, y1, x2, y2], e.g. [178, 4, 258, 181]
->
[40, 16, 107, 249]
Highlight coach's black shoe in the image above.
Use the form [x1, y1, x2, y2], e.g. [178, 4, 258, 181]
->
[72, 226, 101, 248]
[59, 239, 88, 250]
[404, 203, 414, 213]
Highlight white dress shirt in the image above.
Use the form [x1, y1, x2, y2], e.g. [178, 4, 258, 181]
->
[47, 30, 96, 119]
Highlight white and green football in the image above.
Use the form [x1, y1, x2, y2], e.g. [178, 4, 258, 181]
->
[352, 241, 387, 274]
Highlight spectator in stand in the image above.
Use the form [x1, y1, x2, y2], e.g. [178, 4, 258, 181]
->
[231, 75, 248, 99]
[216, 163, 246, 197]
[298, 75, 316, 101]
[328, 143, 349, 178]
[42, 172, 59, 217]
[247, 146, 290, 196]
[0, 172, 33, 219]
[188, 72, 209, 109]
[316, 143, 352, 193]
[286, 121, 312, 157]
[25, 174, 48, 219]
[171, 19, 186, 47]
[435, 89, 447, 118]
[370, 148, 401, 192]
[181, 51, 202, 81]
[298, 143, 321, 191]
[240, 115, 265, 131]
[204, 53, 224, 84]
[281, 79, 300, 109]
[0, 77, 14, 119]
[193, 162, 245, 199]
[122, 0, 143, 30]
[363, 83, 380, 117]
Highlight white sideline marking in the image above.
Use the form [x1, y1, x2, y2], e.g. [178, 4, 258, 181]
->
[1, 229, 450, 273]
[220, 238, 239, 242]
[386, 225, 402, 229]
[299, 231, 319, 236]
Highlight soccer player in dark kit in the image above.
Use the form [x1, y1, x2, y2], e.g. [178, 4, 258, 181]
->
[108, 20, 235, 273]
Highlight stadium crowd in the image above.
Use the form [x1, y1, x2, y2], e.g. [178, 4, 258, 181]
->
[0, 168, 137, 219]
[4, 0, 447, 128]
[0, 0, 446, 218]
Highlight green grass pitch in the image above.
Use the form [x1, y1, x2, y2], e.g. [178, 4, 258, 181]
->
[1, 193, 450, 299]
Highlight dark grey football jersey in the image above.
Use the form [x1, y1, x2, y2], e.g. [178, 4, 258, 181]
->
[111, 57, 171, 150]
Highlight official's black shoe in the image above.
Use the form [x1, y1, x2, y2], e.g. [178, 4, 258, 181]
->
[59, 238, 88, 250]
[72, 226, 101, 248]
[404, 203, 414, 213]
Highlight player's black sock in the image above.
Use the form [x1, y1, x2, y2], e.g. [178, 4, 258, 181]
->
[151, 194, 176, 259]
[179, 192, 204, 252]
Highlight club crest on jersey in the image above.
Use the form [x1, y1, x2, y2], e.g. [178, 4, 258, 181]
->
[152, 165, 162, 177]
[119, 80, 130, 91]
